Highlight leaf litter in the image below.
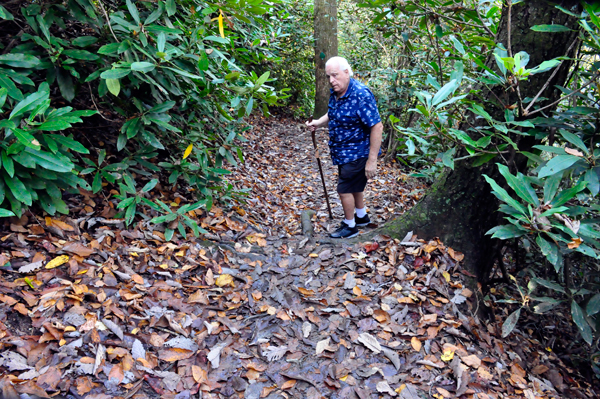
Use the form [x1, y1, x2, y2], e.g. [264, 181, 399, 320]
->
[0, 116, 595, 398]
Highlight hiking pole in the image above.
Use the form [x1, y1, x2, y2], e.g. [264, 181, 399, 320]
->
[311, 129, 333, 219]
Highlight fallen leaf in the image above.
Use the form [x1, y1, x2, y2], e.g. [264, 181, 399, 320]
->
[215, 274, 234, 287]
[281, 379, 296, 389]
[316, 338, 330, 355]
[357, 333, 381, 354]
[158, 348, 194, 362]
[411, 337, 422, 352]
[45, 255, 69, 269]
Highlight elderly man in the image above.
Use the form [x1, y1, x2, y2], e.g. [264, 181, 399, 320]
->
[306, 56, 383, 238]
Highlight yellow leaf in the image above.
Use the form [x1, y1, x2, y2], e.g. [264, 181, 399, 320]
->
[218, 11, 225, 38]
[441, 349, 455, 362]
[339, 375, 348, 381]
[353, 286, 362, 296]
[183, 144, 193, 160]
[411, 337, 422, 352]
[215, 274, 234, 287]
[45, 255, 69, 269]
[442, 271, 451, 283]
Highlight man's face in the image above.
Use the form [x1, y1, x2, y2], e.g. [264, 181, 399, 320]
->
[326, 63, 350, 95]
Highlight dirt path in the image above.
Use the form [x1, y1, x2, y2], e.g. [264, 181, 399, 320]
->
[226, 117, 422, 237]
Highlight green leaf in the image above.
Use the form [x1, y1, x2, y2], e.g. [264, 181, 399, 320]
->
[441, 147, 455, 170]
[142, 179, 158, 192]
[486, 224, 527, 239]
[13, 128, 40, 150]
[551, 180, 587, 207]
[0, 5, 14, 21]
[48, 134, 89, 154]
[165, 227, 174, 241]
[536, 235, 560, 270]
[62, 49, 100, 61]
[204, 35, 229, 44]
[586, 293, 600, 316]
[166, 0, 176, 16]
[529, 59, 561, 75]
[0, 208, 14, 217]
[98, 43, 120, 55]
[106, 79, 120, 96]
[3, 173, 32, 206]
[0, 54, 40, 68]
[432, 79, 458, 107]
[254, 71, 270, 88]
[538, 155, 581, 178]
[148, 101, 176, 113]
[57, 69, 75, 102]
[501, 307, 521, 338]
[450, 35, 465, 55]
[71, 36, 98, 47]
[101, 69, 131, 79]
[571, 301, 593, 345]
[531, 24, 572, 32]
[559, 129, 589, 155]
[157, 32, 166, 53]
[198, 53, 209, 71]
[131, 62, 155, 73]
[483, 175, 528, 216]
[534, 277, 565, 294]
[10, 85, 48, 120]
[162, 67, 202, 80]
[126, 0, 140, 25]
[24, 148, 74, 172]
[497, 164, 539, 206]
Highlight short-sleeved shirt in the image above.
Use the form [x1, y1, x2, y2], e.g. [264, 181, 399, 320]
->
[327, 78, 381, 165]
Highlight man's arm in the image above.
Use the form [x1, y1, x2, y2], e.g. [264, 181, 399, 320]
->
[305, 113, 329, 131]
[365, 122, 383, 179]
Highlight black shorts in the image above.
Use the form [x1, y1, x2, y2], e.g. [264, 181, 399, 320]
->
[337, 157, 368, 194]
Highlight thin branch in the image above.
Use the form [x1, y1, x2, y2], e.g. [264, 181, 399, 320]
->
[88, 83, 120, 122]
[524, 38, 580, 113]
[525, 71, 600, 117]
[98, 0, 120, 43]
[475, 6, 495, 38]
[415, 4, 491, 32]
[506, 0, 512, 58]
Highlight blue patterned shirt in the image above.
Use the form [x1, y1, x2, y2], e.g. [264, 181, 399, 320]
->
[328, 78, 381, 165]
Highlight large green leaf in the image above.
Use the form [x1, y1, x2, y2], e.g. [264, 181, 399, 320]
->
[13, 128, 40, 150]
[431, 79, 458, 107]
[531, 24, 572, 32]
[497, 164, 539, 206]
[63, 49, 99, 61]
[57, 68, 75, 102]
[538, 155, 582, 178]
[24, 148, 74, 172]
[126, 0, 140, 24]
[486, 224, 528, 239]
[501, 307, 521, 338]
[586, 293, 600, 316]
[48, 134, 89, 154]
[483, 174, 528, 216]
[0, 54, 41, 68]
[551, 180, 587, 207]
[131, 62, 155, 73]
[101, 69, 131, 79]
[0, 5, 14, 20]
[536, 235, 560, 271]
[571, 301, 593, 345]
[3, 173, 32, 206]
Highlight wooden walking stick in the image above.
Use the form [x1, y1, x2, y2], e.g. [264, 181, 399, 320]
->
[311, 129, 333, 219]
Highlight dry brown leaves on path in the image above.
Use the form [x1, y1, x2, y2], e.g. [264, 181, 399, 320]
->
[0, 116, 596, 398]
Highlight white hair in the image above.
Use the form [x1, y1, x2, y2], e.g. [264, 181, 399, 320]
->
[326, 56, 353, 76]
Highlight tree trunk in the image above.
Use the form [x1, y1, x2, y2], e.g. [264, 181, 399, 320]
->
[313, 0, 338, 118]
[379, 0, 581, 278]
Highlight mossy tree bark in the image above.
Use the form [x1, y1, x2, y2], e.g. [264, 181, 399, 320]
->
[380, 0, 581, 279]
[313, 0, 338, 118]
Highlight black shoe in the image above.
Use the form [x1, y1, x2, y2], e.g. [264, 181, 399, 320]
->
[330, 221, 359, 238]
[355, 213, 370, 227]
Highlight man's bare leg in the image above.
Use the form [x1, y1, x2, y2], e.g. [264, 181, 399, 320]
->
[353, 192, 364, 210]
[339, 193, 355, 221]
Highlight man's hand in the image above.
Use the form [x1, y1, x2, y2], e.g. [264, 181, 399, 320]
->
[365, 159, 377, 180]
[305, 120, 317, 132]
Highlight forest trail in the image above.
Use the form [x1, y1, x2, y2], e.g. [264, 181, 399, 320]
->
[0, 117, 595, 398]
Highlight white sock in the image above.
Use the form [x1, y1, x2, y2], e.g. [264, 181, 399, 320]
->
[356, 207, 367, 218]
[344, 218, 356, 227]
